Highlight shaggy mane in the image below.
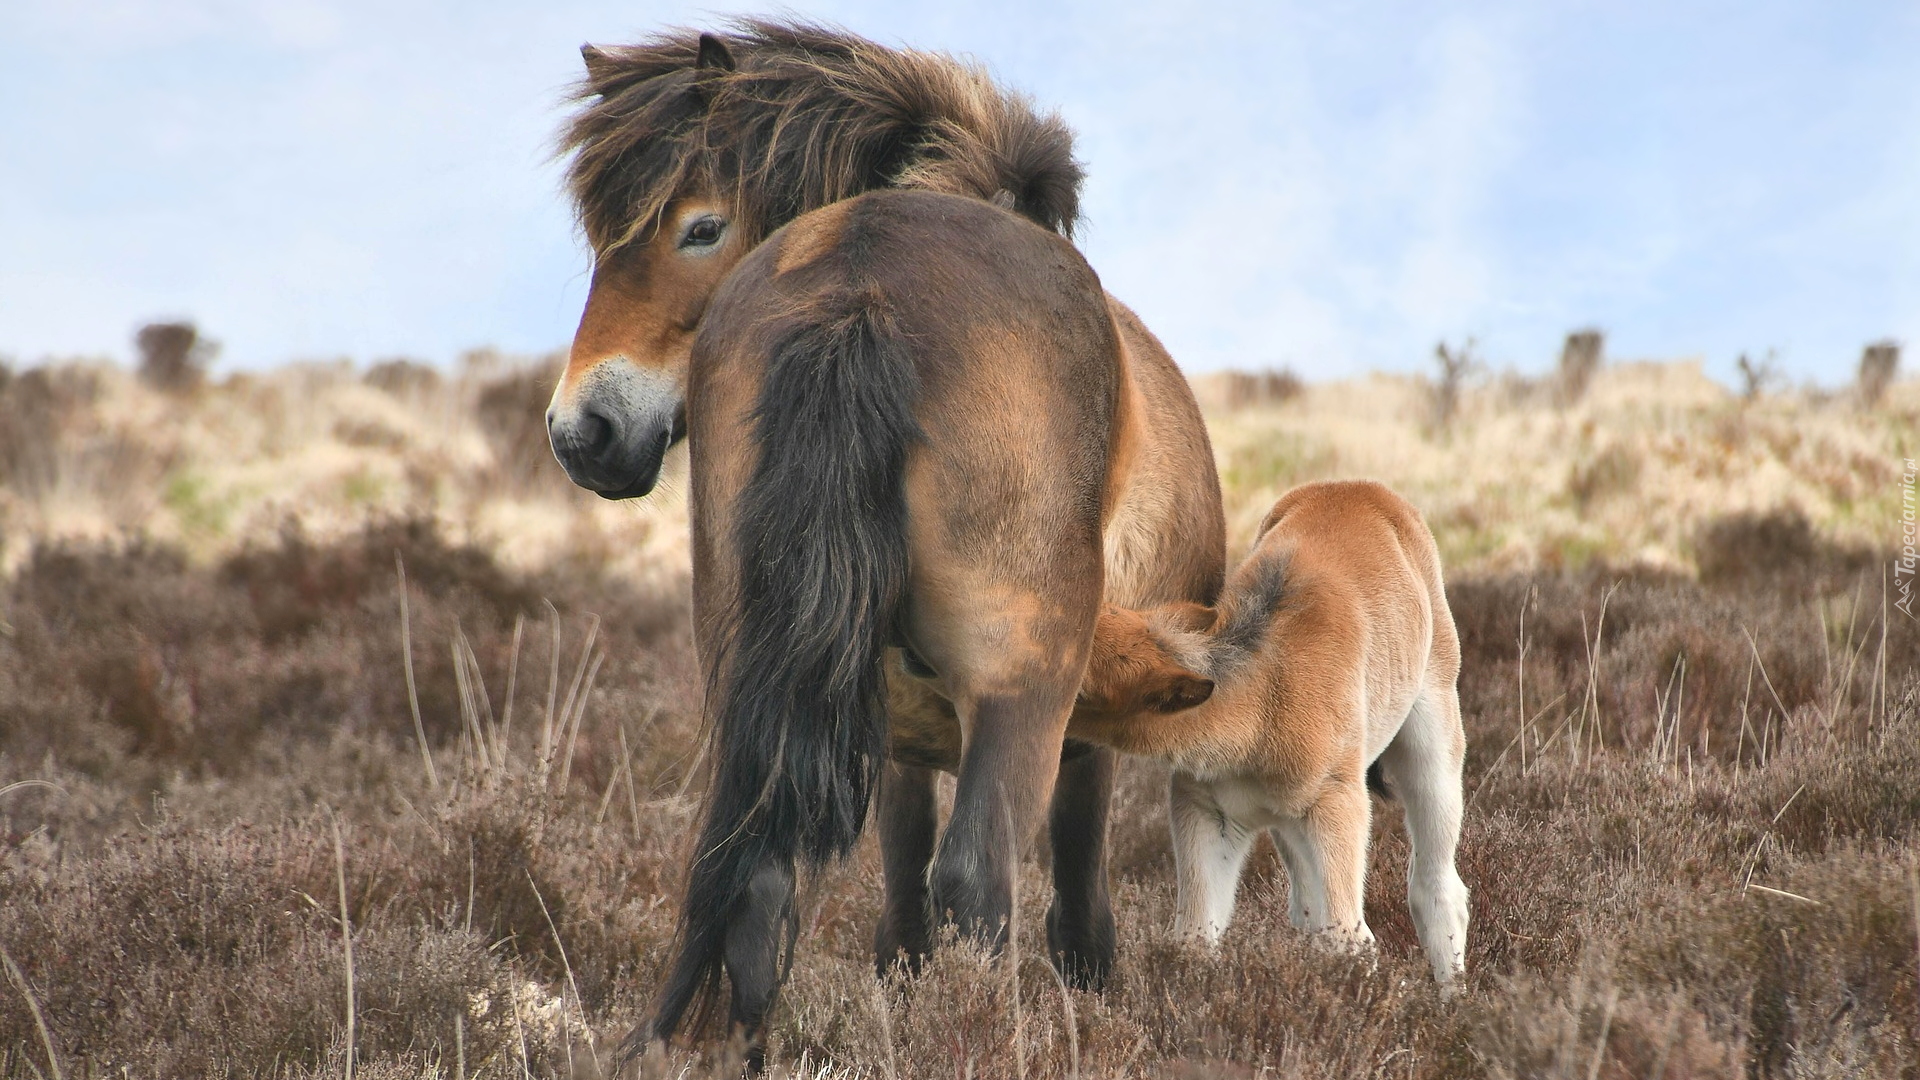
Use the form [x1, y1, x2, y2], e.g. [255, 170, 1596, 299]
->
[560, 19, 1084, 252]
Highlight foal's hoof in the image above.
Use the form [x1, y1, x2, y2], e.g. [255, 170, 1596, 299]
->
[1311, 924, 1379, 972]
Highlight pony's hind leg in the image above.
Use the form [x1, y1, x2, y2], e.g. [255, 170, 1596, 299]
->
[1046, 745, 1117, 989]
[1168, 772, 1258, 945]
[929, 679, 1081, 953]
[874, 761, 939, 976]
[1377, 684, 1470, 984]
[723, 860, 797, 1073]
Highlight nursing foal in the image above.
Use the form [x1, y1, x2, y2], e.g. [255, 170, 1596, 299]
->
[1072, 480, 1470, 984]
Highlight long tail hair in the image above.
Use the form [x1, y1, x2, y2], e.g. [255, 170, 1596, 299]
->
[652, 290, 920, 1039]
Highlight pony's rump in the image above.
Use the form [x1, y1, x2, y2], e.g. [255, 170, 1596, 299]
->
[652, 284, 921, 1039]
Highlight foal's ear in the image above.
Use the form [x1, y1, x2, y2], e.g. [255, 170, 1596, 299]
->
[696, 32, 737, 72]
[1145, 674, 1214, 713]
[1155, 601, 1218, 634]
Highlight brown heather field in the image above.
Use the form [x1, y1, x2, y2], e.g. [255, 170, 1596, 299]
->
[1, 351, 1918, 1078]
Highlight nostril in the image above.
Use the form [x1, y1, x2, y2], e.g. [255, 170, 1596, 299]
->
[580, 409, 617, 456]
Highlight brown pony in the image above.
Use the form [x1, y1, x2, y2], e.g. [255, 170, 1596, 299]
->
[544, 22, 1224, 1064]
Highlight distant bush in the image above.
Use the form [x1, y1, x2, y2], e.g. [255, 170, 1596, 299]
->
[476, 361, 563, 490]
[1858, 339, 1900, 408]
[1216, 369, 1305, 409]
[363, 357, 443, 396]
[0, 363, 103, 494]
[1553, 328, 1604, 407]
[135, 320, 216, 393]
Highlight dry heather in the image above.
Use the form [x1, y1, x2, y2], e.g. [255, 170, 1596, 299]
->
[0, 352, 692, 588]
[1195, 360, 1919, 572]
[1, 355, 1918, 1078]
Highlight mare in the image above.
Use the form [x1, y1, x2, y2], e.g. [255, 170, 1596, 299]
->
[543, 22, 1225, 1062]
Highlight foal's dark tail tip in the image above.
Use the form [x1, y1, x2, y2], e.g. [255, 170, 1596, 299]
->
[1366, 761, 1393, 800]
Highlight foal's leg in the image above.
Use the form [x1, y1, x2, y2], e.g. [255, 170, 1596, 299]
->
[1168, 771, 1257, 945]
[1279, 777, 1375, 953]
[1377, 684, 1470, 984]
[1046, 745, 1117, 988]
[874, 761, 939, 976]
[1266, 818, 1318, 931]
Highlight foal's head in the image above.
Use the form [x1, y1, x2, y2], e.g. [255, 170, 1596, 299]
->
[1078, 605, 1216, 719]
[545, 20, 1083, 498]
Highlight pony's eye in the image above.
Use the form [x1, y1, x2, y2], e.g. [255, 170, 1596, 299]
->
[680, 216, 725, 249]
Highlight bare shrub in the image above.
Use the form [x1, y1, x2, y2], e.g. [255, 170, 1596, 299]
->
[1858, 339, 1900, 408]
[135, 321, 216, 393]
[1553, 328, 1604, 407]
[1428, 338, 1480, 432]
[1735, 350, 1777, 402]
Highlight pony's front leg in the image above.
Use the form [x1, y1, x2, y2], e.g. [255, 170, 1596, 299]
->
[930, 682, 1078, 953]
[1046, 745, 1117, 989]
[874, 761, 938, 975]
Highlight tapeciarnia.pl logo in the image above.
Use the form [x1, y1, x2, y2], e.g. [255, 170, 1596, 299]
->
[1899, 457, 1917, 618]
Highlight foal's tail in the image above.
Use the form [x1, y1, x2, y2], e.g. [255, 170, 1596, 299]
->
[652, 294, 920, 1042]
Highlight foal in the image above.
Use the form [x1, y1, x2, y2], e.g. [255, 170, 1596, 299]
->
[1071, 480, 1470, 984]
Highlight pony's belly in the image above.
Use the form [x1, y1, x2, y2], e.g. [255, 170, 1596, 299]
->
[884, 658, 963, 772]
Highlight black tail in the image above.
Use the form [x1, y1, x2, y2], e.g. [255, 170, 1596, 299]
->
[652, 295, 920, 1041]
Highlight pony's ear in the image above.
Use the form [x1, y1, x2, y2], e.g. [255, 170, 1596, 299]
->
[580, 43, 616, 81]
[696, 33, 737, 72]
[1145, 674, 1214, 713]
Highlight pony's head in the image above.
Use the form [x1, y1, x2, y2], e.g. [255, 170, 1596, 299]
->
[546, 20, 1084, 497]
[1079, 604, 1216, 719]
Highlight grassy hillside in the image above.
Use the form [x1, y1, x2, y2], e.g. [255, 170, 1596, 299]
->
[1, 354, 1916, 1078]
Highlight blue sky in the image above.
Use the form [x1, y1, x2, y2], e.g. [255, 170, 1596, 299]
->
[2, 1, 1914, 382]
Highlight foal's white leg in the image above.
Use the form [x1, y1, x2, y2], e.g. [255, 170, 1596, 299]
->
[1267, 819, 1317, 930]
[1168, 771, 1257, 945]
[1377, 684, 1470, 985]
[1273, 780, 1375, 954]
